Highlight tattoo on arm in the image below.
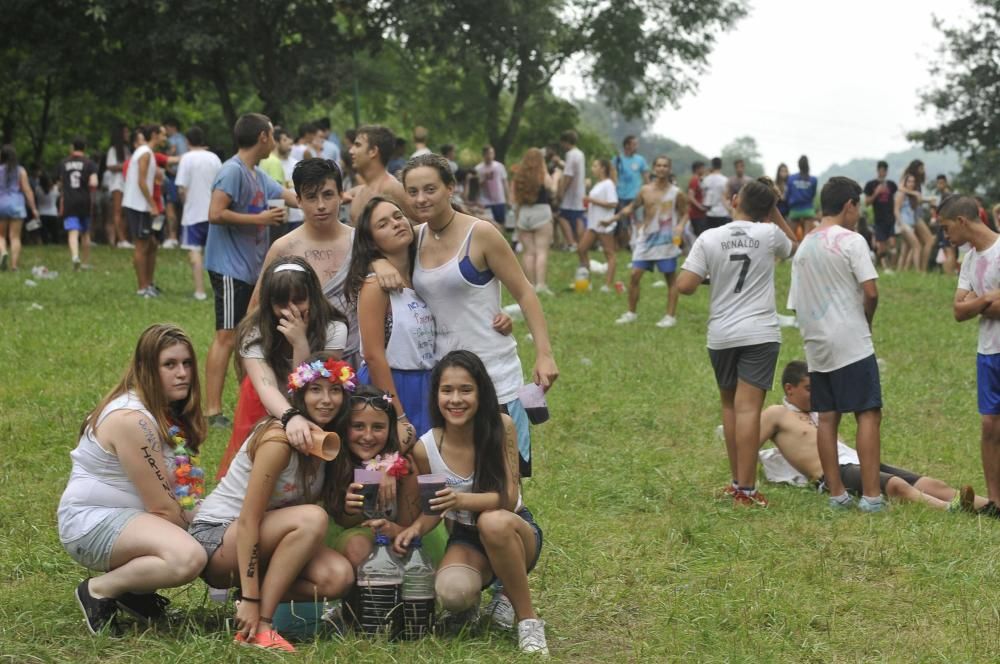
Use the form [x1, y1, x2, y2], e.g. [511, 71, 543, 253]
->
[139, 417, 161, 453]
[246, 543, 259, 578]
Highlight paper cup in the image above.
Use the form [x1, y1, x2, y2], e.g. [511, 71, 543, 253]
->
[354, 469, 382, 485]
[517, 383, 550, 424]
[267, 198, 286, 209]
[417, 474, 447, 515]
[307, 431, 340, 461]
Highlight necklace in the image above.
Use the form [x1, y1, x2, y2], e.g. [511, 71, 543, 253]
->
[433, 210, 457, 240]
[168, 419, 206, 510]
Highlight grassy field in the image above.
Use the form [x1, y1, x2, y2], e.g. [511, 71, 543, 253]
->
[3, 243, 1000, 663]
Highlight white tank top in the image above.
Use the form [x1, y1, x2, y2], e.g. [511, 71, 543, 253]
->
[322, 228, 359, 364]
[361, 287, 436, 371]
[412, 223, 522, 402]
[419, 429, 521, 526]
[122, 144, 156, 212]
[58, 392, 177, 543]
[193, 424, 325, 525]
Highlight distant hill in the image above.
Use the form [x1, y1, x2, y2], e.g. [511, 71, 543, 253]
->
[818, 147, 961, 187]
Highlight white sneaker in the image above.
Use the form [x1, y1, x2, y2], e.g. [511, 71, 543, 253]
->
[193, 291, 208, 301]
[535, 284, 554, 296]
[655, 314, 677, 328]
[162, 238, 179, 249]
[518, 619, 549, 655]
[484, 592, 515, 630]
[599, 284, 612, 293]
[651, 279, 667, 288]
[117, 240, 134, 249]
[615, 311, 637, 324]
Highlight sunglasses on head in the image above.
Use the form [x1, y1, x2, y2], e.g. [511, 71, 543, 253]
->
[350, 395, 392, 412]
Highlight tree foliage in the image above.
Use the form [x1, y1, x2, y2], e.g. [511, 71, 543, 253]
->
[911, 0, 1000, 201]
[720, 136, 764, 177]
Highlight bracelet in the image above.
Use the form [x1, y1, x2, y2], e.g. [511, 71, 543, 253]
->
[238, 595, 260, 603]
[398, 413, 409, 423]
[280, 408, 301, 429]
[259, 616, 273, 624]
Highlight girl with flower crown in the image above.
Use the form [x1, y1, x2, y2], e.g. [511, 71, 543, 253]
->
[191, 354, 356, 652]
[216, 256, 348, 478]
[58, 324, 207, 635]
[324, 383, 426, 567]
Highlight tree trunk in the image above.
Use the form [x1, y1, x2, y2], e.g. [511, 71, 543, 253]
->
[1, 110, 14, 145]
[32, 75, 54, 166]
[210, 68, 239, 150]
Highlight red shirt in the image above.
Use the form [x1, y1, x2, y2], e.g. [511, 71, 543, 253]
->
[688, 175, 706, 220]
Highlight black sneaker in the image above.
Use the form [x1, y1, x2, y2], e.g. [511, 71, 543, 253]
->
[978, 501, 1000, 519]
[207, 413, 232, 429]
[116, 591, 170, 622]
[76, 579, 118, 635]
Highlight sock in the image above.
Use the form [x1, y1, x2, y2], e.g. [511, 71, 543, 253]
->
[862, 495, 882, 504]
[830, 493, 851, 505]
[738, 486, 755, 496]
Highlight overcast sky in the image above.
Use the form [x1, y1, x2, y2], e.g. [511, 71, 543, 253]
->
[556, 0, 974, 174]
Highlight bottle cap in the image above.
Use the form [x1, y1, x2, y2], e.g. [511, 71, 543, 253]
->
[374, 533, 391, 546]
[411, 536, 422, 549]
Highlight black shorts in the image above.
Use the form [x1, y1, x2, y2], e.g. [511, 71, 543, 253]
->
[838, 463, 922, 496]
[810, 354, 882, 413]
[708, 342, 781, 391]
[125, 207, 159, 241]
[209, 271, 254, 331]
[873, 219, 895, 243]
[447, 507, 543, 589]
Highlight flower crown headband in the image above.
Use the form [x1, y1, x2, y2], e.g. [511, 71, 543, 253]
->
[287, 358, 357, 395]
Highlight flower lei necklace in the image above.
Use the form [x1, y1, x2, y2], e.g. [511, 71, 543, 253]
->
[169, 420, 205, 510]
[365, 452, 410, 478]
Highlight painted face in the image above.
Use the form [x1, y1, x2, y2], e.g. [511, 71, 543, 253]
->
[297, 178, 340, 226]
[404, 166, 454, 224]
[370, 201, 413, 254]
[437, 366, 479, 428]
[303, 378, 344, 426]
[159, 343, 193, 403]
[785, 377, 811, 412]
[348, 404, 390, 461]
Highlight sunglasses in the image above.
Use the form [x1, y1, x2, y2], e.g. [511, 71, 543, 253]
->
[349, 395, 392, 412]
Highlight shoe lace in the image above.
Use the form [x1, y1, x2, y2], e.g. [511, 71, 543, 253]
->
[520, 622, 547, 649]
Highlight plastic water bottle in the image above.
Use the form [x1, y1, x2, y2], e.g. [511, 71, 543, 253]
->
[574, 266, 590, 293]
[355, 533, 404, 638]
[401, 537, 436, 640]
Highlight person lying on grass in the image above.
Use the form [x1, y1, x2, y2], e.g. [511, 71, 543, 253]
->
[190, 355, 355, 652]
[58, 324, 208, 635]
[759, 360, 988, 511]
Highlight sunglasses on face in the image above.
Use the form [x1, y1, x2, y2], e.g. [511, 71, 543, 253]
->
[350, 395, 392, 412]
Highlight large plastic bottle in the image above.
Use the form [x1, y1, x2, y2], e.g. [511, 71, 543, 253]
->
[401, 537, 436, 640]
[355, 533, 404, 638]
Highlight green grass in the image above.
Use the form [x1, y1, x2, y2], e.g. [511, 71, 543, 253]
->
[2, 243, 1000, 662]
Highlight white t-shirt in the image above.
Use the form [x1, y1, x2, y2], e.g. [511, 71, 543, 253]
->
[279, 155, 304, 222]
[683, 220, 793, 349]
[586, 178, 618, 233]
[175, 149, 222, 226]
[240, 320, 348, 360]
[561, 147, 586, 211]
[474, 161, 508, 206]
[633, 184, 681, 261]
[787, 224, 878, 372]
[105, 146, 127, 193]
[702, 172, 729, 217]
[958, 237, 1000, 355]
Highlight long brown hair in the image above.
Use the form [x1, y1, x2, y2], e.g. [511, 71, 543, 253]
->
[81, 324, 205, 452]
[513, 148, 546, 205]
[245, 352, 352, 505]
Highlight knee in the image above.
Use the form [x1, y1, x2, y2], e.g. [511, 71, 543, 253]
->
[312, 553, 354, 599]
[164, 540, 208, 585]
[343, 535, 373, 567]
[435, 564, 482, 613]
[295, 505, 329, 541]
[982, 416, 1000, 440]
[885, 477, 913, 499]
[476, 510, 515, 547]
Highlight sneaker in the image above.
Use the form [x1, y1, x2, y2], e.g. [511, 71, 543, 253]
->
[858, 496, 888, 513]
[599, 284, 612, 293]
[484, 592, 515, 631]
[517, 618, 549, 655]
[162, 238, 179, 249]
[320, 601, 348, 636]
[0, 253, 8, 271]
[73, 257, 81, 272]
[142, 288, 158, 299]
[535, 285, 554, 296]
[651, 279, 667, 288]
[733, 490, 768, 508]
[437, 606, 480, 636]
[977, 501, 1000, 519]
[655, 314, 677, 328]
[148, 283, 163, 296]
[76, 580, 118, 635]
[117, 240, 135, 249]
[250, 629, 296, 652]
[116, 591, 170, 622]
[714, 484, 737, 500]
[80, 263, 93, 271]
[193, 291, 208, 301]
[828, 494, 855, 510]
[207, 413, 232, 429]
[615, 311, 638, 325]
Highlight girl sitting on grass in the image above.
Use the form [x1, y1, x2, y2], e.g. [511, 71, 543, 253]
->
[190, 355, 356, 652]
[216, 257, 348, 478]
[58, 324, 207, 635]
[393, 350, 548, 655]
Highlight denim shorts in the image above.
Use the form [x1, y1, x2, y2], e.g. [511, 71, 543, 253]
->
[447, 507, 543, 589]
[189, 520, 233, 562]
[62, 507, 143, 572]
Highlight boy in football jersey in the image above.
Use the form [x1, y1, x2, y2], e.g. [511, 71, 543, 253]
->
[59, 137, 98, 270]
[677, 177, 796, 507]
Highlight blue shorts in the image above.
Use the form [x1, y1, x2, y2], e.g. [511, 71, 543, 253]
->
[977, 353, 1000, 415]
[0, 197, 26, 219]
[488, 204, 508, 227]
[559, 209, 585, 238]
[163, 175, 180, 205]
[63, 216, 90, 233]
[632, 258, 677, 273]
[447, 507, 543, 589]
[181, 222, 209, 250]
[810, 354, 882, 413]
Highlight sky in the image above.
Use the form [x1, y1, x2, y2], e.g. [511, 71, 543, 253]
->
[554, 0, 974, 174]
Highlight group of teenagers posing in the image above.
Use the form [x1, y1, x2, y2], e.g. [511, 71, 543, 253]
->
[57, 154, 559, 655]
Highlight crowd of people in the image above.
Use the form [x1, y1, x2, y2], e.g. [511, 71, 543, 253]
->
[18, 111, 1000, 655]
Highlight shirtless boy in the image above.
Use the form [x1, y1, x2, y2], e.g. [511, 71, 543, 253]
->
[346, 125, 416, 224]
[760, 361, 985, 511]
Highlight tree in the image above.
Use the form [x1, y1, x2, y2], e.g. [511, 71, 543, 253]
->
[386, 0, 746, 162]
[910, 0, 1000, 201]
[720, 136, 764, 177]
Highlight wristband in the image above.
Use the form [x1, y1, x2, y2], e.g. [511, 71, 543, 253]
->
[238, 595, 260, 603]
[280, 408, 301, 429]
[398, 413, 409, 423]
